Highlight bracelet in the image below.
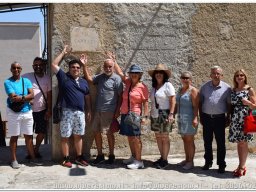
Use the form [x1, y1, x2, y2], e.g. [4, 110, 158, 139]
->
[169, 112, 174, 115]
[22, 96, 25, 102]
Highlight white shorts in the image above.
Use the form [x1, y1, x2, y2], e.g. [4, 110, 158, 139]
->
[6, 108, 34, 137]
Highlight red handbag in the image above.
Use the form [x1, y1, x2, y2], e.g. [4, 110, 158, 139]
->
[243, 111, 256, 134]
[110, 119, 120, 133]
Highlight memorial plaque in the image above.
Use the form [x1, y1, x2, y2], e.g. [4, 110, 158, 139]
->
[71, 27, 100, 52]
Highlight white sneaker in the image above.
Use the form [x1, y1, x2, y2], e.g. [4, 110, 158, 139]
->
[127, 160, 144, 169]
[182, 162, 194, 170]
[123, 156, 135, 165]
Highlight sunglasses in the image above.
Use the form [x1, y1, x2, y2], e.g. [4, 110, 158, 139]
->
[71, 66, 80, 69]
[129, 72, 140, 74]
[235, 74, 245, 77]
[181, 76, 190, 80]
[12, 67, 21, 70]
[33, 64, 44, 68]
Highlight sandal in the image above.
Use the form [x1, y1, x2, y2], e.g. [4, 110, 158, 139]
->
[233, 166, 246, 177]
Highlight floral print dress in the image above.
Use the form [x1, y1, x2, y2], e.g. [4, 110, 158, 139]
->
[228, 88, 253, 142]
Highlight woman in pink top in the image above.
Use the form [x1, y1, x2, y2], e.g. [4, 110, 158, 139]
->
[108, 52, 149, 169]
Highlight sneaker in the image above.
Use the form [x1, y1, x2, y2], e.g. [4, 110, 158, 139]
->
[62, 156, 72, 168]
[35, 152, 42, 159]
[11, 160, 21, 169]
[25, 155, 31, 160]
[127, 160, 144, 169]
[105, 154, 115, 164]
[177, 160, 187, 166]
[153, 157, 163, 166]
[182, 162, 194, 170]
[92, 154, 105, 165]
[29, 159, 43, 166]
[157, 160, 169, 169]
[123, 156, 135, 165]
[75, 155, 89, 166]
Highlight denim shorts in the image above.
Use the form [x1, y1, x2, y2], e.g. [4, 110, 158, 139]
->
[119, 114, 141, 136]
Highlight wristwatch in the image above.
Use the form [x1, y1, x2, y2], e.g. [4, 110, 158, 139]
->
[22, 96, 25, 102]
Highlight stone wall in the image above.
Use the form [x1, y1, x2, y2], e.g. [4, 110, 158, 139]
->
[50, 3, 256, 160]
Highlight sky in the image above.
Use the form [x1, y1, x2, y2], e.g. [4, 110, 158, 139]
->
[0, 8, 45, 55]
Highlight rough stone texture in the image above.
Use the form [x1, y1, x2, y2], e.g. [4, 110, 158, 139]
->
[51, 3, 256, 160]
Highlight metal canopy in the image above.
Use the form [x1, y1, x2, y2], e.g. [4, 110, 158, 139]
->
[0, 3, 47, 13]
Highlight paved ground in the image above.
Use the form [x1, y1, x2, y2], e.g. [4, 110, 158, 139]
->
[1, 142, 256, 191]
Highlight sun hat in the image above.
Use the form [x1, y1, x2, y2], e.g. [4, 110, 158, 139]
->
[128, 64, 143, 73]
[148, 63, 171, 78]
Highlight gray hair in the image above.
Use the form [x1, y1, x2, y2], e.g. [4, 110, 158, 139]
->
[211, 65, 222, 71]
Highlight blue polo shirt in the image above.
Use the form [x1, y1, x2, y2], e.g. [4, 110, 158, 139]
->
[56, 69, 89, 112]
[199, 80, 231, 115]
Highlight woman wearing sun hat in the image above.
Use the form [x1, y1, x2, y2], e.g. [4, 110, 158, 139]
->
[107, 52, 149, 169]
[148, 63, 176, 169]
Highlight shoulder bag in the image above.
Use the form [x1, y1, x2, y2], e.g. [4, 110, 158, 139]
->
[9, 78, 25, 112]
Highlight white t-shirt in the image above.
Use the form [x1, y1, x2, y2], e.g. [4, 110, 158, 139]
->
[23, 72, 51, 112]
[150, 82, 175, 118]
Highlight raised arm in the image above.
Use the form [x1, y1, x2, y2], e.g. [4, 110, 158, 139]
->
[80, 54, 93, 83]
[105, 51, 126, 82]
[51, 45, 69, 73]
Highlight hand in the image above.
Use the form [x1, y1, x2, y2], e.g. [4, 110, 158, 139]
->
[80, 54, 88, 65]
[242, 98, 251, 106]
[192, 119, 199, 129]
[167, 114, 175, 123]
[44, 110, 52, 121]
[114, 111, 120, 119]
[86, 111, 91, 123]
[105, 51, 116, 61]
[62, 45, 71, 55]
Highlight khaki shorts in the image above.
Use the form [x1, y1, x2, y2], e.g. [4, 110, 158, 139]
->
[92, 111, 114, 133]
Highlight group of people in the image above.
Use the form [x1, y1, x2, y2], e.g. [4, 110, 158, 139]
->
[5, 45, 255, 178]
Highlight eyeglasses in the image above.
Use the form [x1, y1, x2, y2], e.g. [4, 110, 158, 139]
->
[181, 76, 190, 80]
[12, 67, 21, 70]
[235, 74, 245, 77]
[71, 66, 80, 69]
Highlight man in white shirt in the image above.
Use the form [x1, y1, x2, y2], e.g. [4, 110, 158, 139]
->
[23, 57, 52, 158]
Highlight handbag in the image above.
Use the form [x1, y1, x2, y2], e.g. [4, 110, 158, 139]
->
[124, 84, 141, 127]
[243, 111, 256, 134]
[110, 118, 120, 132]
[9, 78, 25, 112]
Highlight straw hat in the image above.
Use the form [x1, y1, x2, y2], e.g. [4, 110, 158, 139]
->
[148, 63, 171, 78]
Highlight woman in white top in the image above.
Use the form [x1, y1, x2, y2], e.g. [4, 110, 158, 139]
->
[148, 63, 176, 169]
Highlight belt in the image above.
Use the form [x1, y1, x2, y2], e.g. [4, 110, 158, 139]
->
[203, 113, 225, 118]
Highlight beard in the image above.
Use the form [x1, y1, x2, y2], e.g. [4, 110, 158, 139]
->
[104, 71, 112, 76]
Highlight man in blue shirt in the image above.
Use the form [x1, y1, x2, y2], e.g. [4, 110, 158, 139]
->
[4, 62, 36, 169]
[81, 53, 123, 165]
[52, 45, 92, 168]
[199, 66, 231, 173]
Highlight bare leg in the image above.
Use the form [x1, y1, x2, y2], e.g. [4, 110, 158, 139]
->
[34, 133, 45, 154]
[24, 134, 35, 159]
[73, 134, 83, 156]
[10, 136, 18, 161]
[94, 131, 103, 155]
[133, 136, 142, 161]
[128, 136, 135, 157]
[161, 133, 170, 161]
[238, 141, 248, 168]
[155, 132, 163, 158]
[107, 131, 115, 155]
[61, 137, 69, 157]
[183, 135, 195, 163]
